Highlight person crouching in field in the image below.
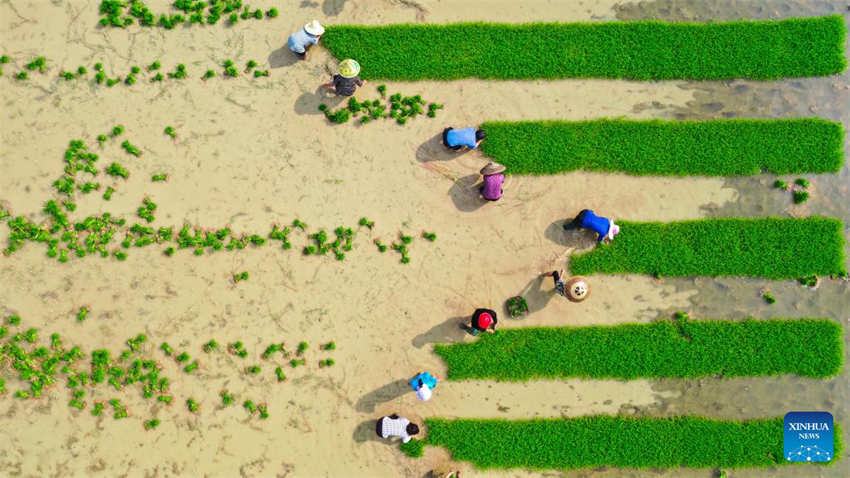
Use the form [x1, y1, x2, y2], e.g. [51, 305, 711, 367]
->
[287, 20, 324, 60]
[322, 59, 366, 96]
[409, 371, 438, 402]
[376, 414, 420, 443]
[563, 209, 619, 244]
[442, 127, 486, 151]
[463, 308, 498, 336]
[479, 162, 505, 201]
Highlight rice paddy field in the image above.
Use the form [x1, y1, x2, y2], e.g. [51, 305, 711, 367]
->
[1, 1, 849, 478]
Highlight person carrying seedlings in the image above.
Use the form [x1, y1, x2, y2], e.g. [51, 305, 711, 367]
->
[409, 371, 438, 402]
[287, 20, 324, 60]
[376, 413, 420, 443]
[563, 209, 620, 244]
[322, 59, 365, 97]
[462, 308, 498, 335]
[479, 162, 505, 201]
[442, 127, 486, 151]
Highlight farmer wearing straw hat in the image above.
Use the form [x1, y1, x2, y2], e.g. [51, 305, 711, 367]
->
[479, 162, 505, 201]
[546, 270, 590, 302]
[287, 20, 325, 60]
[322, 59, 366, 96]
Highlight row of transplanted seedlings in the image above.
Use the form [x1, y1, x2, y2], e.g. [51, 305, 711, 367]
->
[320, 84, 444, 125]
[2, 55, 270, 85]
[0, 127, 436, 269]
[0, 314, 337, 428]
[98, 0, 278, 28]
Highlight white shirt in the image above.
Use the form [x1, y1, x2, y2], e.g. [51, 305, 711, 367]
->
[381, 417, 412, 443]
[416, 384, 432, 401]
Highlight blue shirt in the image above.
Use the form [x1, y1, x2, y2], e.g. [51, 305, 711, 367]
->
[409, 372, 437, 391]
[580, 210, 611, 242]
[445, 127, 478, 149]
[287, 29, 319, 54]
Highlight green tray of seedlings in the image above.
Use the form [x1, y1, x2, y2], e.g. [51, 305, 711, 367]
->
[402, 416, 843, 469]
[323, 16, 847, 80]
[434, 315, 843, 380]
[479, 119, 843, 176]
[569, 217, 846, 279]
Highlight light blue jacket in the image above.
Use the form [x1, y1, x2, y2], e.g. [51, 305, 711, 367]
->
[409, 372, 438, 391]
[287, 29, 319, 53]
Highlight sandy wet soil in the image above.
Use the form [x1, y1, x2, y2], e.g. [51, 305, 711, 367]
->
[1, 1, 845, 477]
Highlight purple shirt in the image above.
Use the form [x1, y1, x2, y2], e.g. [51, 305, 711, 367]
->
[482, 174, 504, 200]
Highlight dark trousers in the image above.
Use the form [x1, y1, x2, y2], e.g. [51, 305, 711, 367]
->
[563, 209, 589, 230]
[442, 127, 462, 151]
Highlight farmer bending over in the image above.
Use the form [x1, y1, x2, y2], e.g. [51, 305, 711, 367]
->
[479, 162, 505, 201]
[463, 308, 498, 336]
[322, 59, 365, 97]
[376, 414, 420, 443]
[287, 20, 324, 60]
[442, 127, 486, 151]
[409, 371, 438, 401]
[563, 209, 619, 244]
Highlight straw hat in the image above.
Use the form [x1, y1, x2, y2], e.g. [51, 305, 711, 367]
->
[304, 20, 324, 36]
[338, 59, 360, 78]
[564, 277, 590, 303]
[416, 384, 432, 401]
[480, 162, 505, 176]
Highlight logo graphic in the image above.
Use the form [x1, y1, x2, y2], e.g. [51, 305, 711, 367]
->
[784, 412, 833, 462]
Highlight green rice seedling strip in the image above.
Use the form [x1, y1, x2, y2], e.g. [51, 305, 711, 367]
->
[479, 119, 843, 176]
[569, 217, 845, 279]
[416, 416, 842, 469]
[434, 318, 842, 380]
[323, 16, 846, 80]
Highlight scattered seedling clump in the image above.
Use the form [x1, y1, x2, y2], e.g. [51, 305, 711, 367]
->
[222, 60, 238, 77]
[137, 198, 157, 223]
[505, 296, 529, 318]
[761, 290, 776, 304]
[233, 271, 249, 283]
[76, 306, 90, 322]
[220, 390, 234, 406]
[25, 56, 47, 73]
[203, 340, 219, 353]
[228, 341, 248, 358]
[799, 275, 819, 288]
[168, 64, 188, 79]
[319, 85, 443, 126]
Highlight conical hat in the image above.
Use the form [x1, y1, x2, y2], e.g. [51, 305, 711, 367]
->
[480, 162, 505, 175]
[304, 20, 324, 36]
[338, 59, 360, 78]
[564, 277, 590, 303]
